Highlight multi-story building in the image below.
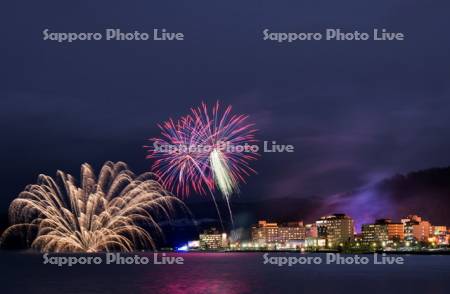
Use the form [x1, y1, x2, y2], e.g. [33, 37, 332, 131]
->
[361, 224, 377, 244]
[374, 222, 389, 242]
[362, 219, 404, 245]
[305, 223, 318, 238]
[401, 215, 431, 242]
[279, 222, 306, 242]
[199, 228, 228, 250]
[386, 222, 404, 241]
[413, 221, 431, 242]
[316, 214, 354, 247]
[401, 215, 421, 241]
[376, 219, 404, 241]
[429, 226, 448, 245]
[251, 220, 278, 244]
[251, 220, 305, 244]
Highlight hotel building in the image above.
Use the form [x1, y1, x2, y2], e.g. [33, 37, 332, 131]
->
[199, 228, 228, 250]
[401, 215, 431, 242]
[251, 220, 305, 244]
[361, 224, 377, 244]
[378, 219, 404, 240]
[316, 214, 354, 247]
[386, 222, 405, 241]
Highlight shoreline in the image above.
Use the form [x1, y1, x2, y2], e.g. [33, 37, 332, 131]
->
[1, 249, 449, 255]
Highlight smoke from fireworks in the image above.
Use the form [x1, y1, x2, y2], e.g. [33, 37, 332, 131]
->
[0, 161, 184, 252]
[145, 101, 258, 225]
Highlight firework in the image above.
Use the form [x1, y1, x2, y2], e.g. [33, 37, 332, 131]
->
[145, 101, 258, 225]
[148, 116, 213, 197]
[190, 102, 258, 198]
[0, 161, 184, 252]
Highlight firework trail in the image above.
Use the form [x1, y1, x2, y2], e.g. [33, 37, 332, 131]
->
[0, 161, 185, 252]
[146, 101, 258, 227]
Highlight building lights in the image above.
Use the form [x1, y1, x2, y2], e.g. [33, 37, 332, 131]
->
[188, 214, 448, 252]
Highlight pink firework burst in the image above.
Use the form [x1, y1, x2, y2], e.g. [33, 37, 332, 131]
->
[145, 101, 258, 199]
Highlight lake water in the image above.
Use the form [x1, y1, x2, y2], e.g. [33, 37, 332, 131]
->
[1, 252, 449, 294]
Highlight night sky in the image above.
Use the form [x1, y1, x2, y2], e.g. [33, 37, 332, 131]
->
[1, 1, 450, 226]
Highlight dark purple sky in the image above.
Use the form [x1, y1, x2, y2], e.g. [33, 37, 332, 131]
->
[1, 1, 450, 221]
